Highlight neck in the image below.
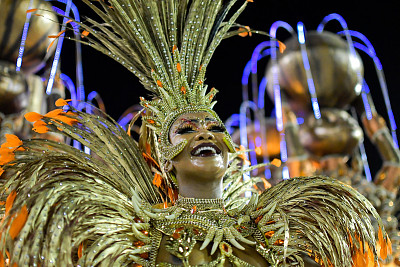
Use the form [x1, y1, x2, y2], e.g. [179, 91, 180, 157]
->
[176, 177, 223, 199]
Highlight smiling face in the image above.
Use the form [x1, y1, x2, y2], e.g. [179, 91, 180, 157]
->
[168, 111, 229, 185]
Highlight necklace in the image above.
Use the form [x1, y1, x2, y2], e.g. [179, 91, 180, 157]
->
[151, 196, 263, 265]
[174, 195, 226, 214]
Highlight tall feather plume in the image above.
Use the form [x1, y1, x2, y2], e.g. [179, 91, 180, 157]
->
[75, 0, 251, 94]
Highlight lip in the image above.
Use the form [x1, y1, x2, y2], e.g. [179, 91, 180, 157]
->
[191, 142, 222, 157]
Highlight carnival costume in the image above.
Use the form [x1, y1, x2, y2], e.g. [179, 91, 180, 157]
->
[0, 0, 392, 266]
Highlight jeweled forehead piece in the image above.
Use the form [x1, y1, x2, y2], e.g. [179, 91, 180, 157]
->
[140, 48, 235, 161]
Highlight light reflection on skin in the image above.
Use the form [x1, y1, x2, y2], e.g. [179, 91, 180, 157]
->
[168, 112, 229, 198]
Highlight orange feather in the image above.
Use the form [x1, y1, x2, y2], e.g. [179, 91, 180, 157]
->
[26, 8, 38, 13]
[3, 134, 23, 148]
[5, 191, 17, 215]
[24, 112, 43, 122]
[78, 243, 83, 259]
[32, 121, 49, 134]
[0, 148, 15, 166]
[44, 109, 63, 118]
[152, 173, 163, 188]
[278, 41, 286, 53]
[9, 205, 28, 240]
[81, 30, 90, 37]
[55, 98, 71, 107]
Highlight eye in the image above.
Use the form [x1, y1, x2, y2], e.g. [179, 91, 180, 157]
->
[208, 125, 225, 133]
[176, 125, 196, 134]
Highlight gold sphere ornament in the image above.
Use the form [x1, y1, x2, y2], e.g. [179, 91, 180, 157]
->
[0, 60, 28, 115]
[266, 31, 364, 116]
[298, 108, 364, 157]
[0, 0, 59, 74]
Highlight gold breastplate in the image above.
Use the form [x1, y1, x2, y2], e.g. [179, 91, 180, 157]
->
[147, 197, 271, 266]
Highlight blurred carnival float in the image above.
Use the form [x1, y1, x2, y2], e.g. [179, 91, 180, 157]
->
[0, 0, 111, 148]
[226, 13, 400, 265]
[0, 0, 62, 142]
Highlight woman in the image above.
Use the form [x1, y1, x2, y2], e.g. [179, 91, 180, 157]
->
[0, 0, 391, 266]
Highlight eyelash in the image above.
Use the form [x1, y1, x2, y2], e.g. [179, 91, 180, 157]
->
[176, 122, 225, 134]
[176, 125, 196, 134]
[208, 125, 225, 132]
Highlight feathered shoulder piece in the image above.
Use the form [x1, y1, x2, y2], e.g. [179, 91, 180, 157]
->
[0, 100, 264, 266]
[250, 176, 392, 266]
[0, 100, 164, 265]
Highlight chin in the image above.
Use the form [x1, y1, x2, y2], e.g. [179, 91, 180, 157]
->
[175, 154, 228, 182]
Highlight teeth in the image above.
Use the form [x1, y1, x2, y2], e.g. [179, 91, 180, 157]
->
[193, 146, 217, 156]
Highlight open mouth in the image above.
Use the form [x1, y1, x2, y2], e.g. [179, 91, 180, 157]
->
[191, 143, 222, 157]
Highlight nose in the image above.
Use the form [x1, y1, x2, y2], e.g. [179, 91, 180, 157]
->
[195, 130, 215, 141]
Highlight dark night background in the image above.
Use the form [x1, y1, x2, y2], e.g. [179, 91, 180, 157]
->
[59, 0, 400, 176]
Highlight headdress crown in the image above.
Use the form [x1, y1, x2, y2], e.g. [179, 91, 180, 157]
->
[75, 0, 254, 159]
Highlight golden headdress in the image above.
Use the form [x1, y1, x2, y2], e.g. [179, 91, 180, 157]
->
[73, 0, 260, 163]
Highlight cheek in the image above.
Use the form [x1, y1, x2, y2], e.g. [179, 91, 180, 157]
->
[170, 134, 185, 147]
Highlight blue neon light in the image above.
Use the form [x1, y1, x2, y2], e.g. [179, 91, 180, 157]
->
[297, 22, 321, 120]
[59, 73, 77, 107]
[16, 0, 35, 71]
[46, 0, 73, 95]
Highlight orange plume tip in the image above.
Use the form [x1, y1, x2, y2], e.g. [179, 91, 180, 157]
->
[55, 98, 71, 107]
[156, 80, 163, 88]
[238, 26, 252, 37]
[78, 243, 83, 259]
[9, 205, 28, 240]
[152, 173, 163, 188]
[247, 0, 254, 2]
[388, 235, 393, 254]
[47, 39, 56, 53]
[378, 226, 391, 260]
[81, 30, 90, 37]
[24, 112, 43, 122]
[57, 30, 66, 37]
[5, 191, 17, 214]
[53, 115, 78, 126]
[32, 125, 50, 134]
[33, 120, 47, 127]
[176, 63, 182, 72]
[173, 45, 178, 53]
[26, 8, 38, 13]
[0, 167, 4, 177]
[66, 19, 73, 24]
[238, 28, 248, 37]
[0, 148, 16, 166]
[145, 143, 151, 154]
[278, 41, 286, 53]
[142, 152, 160, 168]
[45, 109, 63, 118]
[261, 177, 272, 189]
[3, 134, 23, 148]
[270, 158, 282, 167]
